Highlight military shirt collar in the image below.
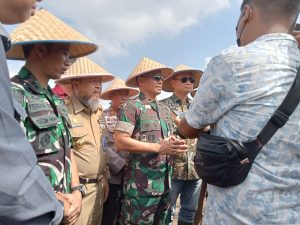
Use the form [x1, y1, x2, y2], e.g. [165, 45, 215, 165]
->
[18, 66, 52, 95]
[70, 95, 86, 114]
[170, 93, 191, 107]
[139, 92, 157, 104]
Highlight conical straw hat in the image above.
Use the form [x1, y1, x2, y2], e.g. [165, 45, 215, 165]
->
[162, 64, 202, 92]
[6, 9, 97, 60]
[57, 57, 114, 84]
[126, 57, 173, 87]
[101, 77, 139, 100]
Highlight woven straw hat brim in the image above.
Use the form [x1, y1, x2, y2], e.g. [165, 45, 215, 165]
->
[101, 87, 139, 100]
[6, 9, 98, 60]
[56, 56, 114, 84]
[126, 67, 173, 88]
[57, 74, 114, 85]
[162, 69, 203, 92]
[6, 41, 97, 60]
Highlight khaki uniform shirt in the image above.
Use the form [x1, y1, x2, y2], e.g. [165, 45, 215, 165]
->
[65, 95, 110, 180]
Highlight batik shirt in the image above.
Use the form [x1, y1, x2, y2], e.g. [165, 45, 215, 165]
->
[115, 92, 173, 197]
[160, 94, 199, 180]
[186, 34, 300, 224]
[11, 67, 72, 193]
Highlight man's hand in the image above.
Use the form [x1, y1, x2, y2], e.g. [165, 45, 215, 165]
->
[102, 179, 109, 203]
[60, 191, 82, 225]
[157, 136, 188, 155]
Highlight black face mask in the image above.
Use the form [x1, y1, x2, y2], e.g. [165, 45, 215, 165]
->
[1, 35, 11, 52]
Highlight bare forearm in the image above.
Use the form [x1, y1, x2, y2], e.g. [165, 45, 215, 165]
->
[115, 135, 159, 154]
[178, 118, 203, 139]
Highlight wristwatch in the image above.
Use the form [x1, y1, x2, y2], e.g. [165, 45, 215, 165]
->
[71, 184, 86, 197]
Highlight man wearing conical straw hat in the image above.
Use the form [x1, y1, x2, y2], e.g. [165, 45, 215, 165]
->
[57, 56, 114, 225]
[9, 9, 97, 224]
[114, 57, 188, 224]
[0, 1, 65, 224]
[160, 65, 202, 225]
[99, 77, 139, 225]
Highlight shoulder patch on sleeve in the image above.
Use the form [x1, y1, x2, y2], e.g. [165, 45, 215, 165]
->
[11, 83, 26, 107]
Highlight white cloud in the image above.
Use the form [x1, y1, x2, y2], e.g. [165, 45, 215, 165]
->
[203, 56, 212, 69]
[40, 0, 231, 62]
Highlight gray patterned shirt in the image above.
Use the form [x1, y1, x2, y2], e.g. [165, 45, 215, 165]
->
[186, 33, 300, 224]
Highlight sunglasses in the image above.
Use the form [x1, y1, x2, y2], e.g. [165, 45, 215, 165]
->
[173, 77, 195, 84]
[150, 74, 164, 82]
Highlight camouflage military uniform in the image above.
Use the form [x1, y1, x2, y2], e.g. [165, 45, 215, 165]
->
[160, 94, 199, 180]
[115, 93, 173, 225]
[11, 67, 72, 193]
[160, 94, 200, 224]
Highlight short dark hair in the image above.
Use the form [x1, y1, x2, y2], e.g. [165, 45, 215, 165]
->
[22, 43, 53, 59]
[241, 0, 252, 10]
[241, 0, 300, 31]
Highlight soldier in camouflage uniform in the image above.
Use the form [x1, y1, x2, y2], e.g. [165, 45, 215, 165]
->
[9, 9, 98, 225]
[161, 65, 202, 225]
[114, 57, 188, 225]
[100, 77, 139, 225]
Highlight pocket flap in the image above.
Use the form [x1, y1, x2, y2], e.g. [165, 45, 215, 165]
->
[70, 128, 88, 138]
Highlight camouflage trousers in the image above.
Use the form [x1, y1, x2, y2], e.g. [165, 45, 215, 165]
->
[118, 192, 171, 225]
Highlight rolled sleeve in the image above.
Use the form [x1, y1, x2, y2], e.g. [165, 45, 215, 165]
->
[115, 121, 134, 135]
[186, 56, 236, 129]
[116, 100, 137, 135]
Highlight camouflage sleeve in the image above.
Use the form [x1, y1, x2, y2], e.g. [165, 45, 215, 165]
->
[115, 100, 137, 135]
[11, 83, 26, 109]
[11, 83, 27, 128]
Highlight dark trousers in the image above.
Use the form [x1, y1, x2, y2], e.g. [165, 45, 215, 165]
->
[102, 183, 123, 225]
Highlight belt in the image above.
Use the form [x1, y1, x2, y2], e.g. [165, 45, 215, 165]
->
[79, 175, 103, 184]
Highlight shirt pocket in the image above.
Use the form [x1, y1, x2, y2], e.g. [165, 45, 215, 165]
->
[27, 101, 59, 129]
[27, 101, 60, 155]
[70, 128, 88, 150]
[140, 114, 161, 143]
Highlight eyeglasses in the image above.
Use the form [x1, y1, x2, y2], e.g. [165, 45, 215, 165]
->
[173, 77, 195, 84]
[150, 74, 164, 82]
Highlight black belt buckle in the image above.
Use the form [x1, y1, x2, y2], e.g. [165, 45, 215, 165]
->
[79, 177, 98, 184]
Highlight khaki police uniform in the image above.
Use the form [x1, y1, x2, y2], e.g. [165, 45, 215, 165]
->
[65, 95, 110, 225]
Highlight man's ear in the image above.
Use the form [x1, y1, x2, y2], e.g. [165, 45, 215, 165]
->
[241, 5, 253, 24]
[136, 76, 144, 86]
[35, 44, 48, 58]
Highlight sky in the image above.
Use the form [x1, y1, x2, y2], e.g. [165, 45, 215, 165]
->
[4, 0, 244, 106]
